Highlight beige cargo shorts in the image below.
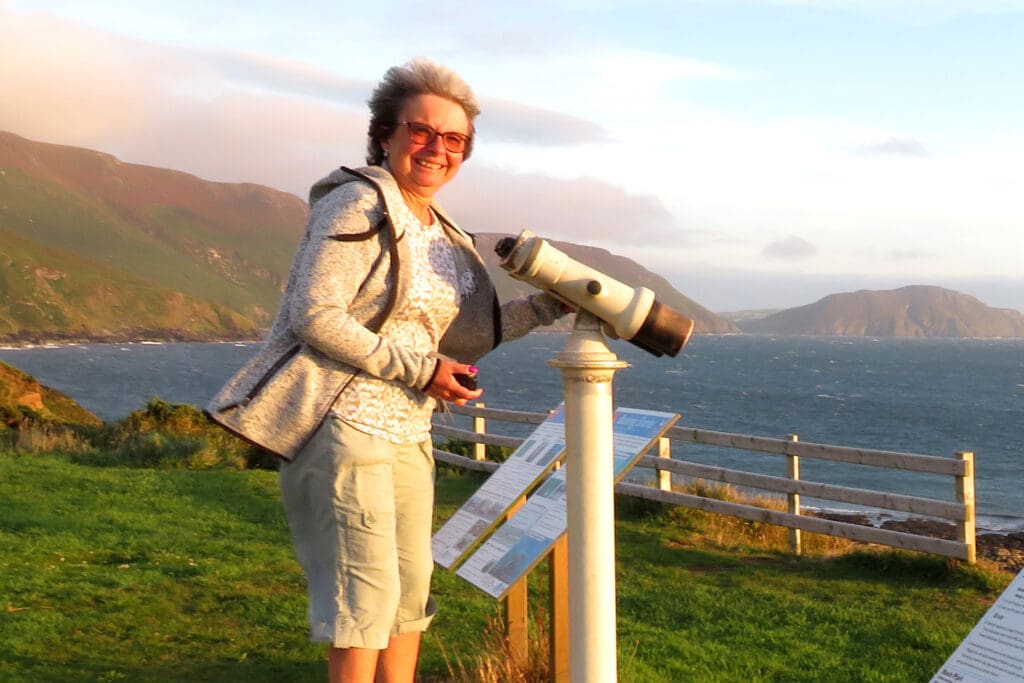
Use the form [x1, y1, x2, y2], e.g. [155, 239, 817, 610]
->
[279, 415, 436, 649]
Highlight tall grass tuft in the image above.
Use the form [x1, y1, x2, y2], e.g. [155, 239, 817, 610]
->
[81, 398, 277, 470]
[616, 477, 857, 557]
[0, 413, 91, 454]
[1, 396, 277, 471]
[430, 611, 550, 683]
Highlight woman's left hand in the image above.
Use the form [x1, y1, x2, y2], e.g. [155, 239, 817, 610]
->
[425, 358, 484, 406]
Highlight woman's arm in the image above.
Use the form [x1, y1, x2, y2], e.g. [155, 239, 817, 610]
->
[498, 291, 569, 343]
[282, 183, 438, 390]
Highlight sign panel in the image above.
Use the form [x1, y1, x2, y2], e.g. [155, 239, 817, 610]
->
[456, 408, 678, 598]
[432, 405, 567, 569]
[931, 568, 1024, 683]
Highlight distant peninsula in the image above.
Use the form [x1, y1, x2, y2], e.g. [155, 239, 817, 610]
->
[738, 285, 1024, 338]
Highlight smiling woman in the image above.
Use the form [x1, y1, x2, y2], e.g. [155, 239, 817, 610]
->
[205, 57, 567, 683]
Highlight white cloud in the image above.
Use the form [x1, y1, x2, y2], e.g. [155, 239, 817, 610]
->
[443, 165, 683, 246]
[0, 7, 616, 193]
[855, 138, 930, 158]
[477, 99, 609, 146]
[763, 236, 818, 260]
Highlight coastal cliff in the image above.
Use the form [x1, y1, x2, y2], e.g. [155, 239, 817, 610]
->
[0, 361, 101, 427]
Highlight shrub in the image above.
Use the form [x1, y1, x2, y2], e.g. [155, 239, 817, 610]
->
[80, 398, 275, 470]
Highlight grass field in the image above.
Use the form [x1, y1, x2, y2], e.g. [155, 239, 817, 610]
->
[0, 454, 1010, 682]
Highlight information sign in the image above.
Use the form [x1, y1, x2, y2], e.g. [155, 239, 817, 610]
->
[456, 408, 678, 598]
[432, 405, 568, 569]
[932, 568, 1024, 682]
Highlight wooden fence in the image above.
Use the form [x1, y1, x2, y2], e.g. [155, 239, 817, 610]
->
[432, 403, 977, 564]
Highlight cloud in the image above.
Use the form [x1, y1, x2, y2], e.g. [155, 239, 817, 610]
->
[477, 99, 609, 145]
[442, 166, 684, 246]
[888, 248, 931, 261]
[855, 137, 930, 158]
[0, 4, 682, 251]
[0, 6, 615, 195]
[200, 51, 371, 106]
[762, 236, 818, 260]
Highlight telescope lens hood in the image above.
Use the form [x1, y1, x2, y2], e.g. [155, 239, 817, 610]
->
[629, 300, 695, 358]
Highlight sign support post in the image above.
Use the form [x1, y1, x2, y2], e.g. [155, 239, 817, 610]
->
[549, 311, 627, 683]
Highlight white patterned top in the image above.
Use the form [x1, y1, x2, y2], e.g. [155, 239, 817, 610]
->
[331, 200, 476, 443]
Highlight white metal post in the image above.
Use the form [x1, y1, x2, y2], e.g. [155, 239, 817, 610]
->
[549, 311, 627, 683]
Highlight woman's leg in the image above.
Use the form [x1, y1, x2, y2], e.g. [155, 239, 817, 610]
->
[374, 632, 422, 682]
[328, 646, 378, 682]
[376, 438, 436, 682]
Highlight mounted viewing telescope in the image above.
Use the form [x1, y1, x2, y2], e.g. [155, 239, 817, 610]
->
[495, 229, 695, 357]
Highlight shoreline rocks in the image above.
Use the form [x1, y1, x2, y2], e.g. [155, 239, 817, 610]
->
[817, 513, 1024, 574]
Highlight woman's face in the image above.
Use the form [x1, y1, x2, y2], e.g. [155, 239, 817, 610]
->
[383, 93, 470, 200]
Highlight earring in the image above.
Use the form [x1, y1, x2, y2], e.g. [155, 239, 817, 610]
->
[383, 148, 389, 158]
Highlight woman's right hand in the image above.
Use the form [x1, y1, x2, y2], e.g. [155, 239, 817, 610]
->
[425, 358, 483, 406]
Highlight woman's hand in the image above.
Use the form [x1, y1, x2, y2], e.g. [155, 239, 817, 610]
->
[425, 358, 484, 406]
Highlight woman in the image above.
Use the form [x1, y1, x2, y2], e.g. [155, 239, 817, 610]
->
[206, 58, 565, 682]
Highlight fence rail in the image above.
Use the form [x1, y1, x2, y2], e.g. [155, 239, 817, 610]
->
[432, 403, 977, 563]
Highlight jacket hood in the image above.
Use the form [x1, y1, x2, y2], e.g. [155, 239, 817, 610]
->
[308, 166, 374, 208]
[308, 165, 470, 243]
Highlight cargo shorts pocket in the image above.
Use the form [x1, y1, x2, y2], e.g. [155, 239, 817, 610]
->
[326, 418, 397, 550]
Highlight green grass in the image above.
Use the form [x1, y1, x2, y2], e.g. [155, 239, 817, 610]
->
[0, 454, 1009, 682]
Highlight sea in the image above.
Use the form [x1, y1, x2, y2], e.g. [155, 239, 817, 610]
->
[2, 334, 1022, 532]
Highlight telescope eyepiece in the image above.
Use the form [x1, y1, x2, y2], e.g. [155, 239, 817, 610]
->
[494, 237, 517, 259]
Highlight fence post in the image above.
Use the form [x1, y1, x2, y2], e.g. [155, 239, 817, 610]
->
[955, 451, 977, 564]
[473, 402, 486, 461]
[549, 535, 570, 682]
[787, 434, 802, 557]
[504, 494, 529, 666]
[657, 437, 671, 491]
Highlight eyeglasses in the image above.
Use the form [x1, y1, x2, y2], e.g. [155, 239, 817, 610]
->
[400, 121, 471, 154]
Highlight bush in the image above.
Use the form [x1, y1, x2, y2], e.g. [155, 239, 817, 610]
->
[80, 398, 276, 470]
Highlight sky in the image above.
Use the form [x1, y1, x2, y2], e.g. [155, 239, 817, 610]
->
[2, 0, 1022, 312]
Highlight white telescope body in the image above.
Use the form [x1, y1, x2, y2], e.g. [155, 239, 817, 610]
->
[495, 230, 694, 357]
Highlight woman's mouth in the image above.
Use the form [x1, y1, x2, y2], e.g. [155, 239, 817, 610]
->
[415, 158, 444, 171]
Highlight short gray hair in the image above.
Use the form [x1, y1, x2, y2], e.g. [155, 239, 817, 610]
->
[366, 57, 480, 165]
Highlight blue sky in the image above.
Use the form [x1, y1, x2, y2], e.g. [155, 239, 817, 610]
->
[2, 0, 1022, 312]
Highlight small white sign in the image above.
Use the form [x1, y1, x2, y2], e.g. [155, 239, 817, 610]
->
[931, 569, 1024, 682]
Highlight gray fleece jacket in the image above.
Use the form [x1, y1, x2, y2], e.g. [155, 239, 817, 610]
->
[206, 165, 562, 459]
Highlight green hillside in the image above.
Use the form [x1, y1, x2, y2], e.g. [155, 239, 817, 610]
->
[0, 131, 307, 342]
[0, 226, 253, 339]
